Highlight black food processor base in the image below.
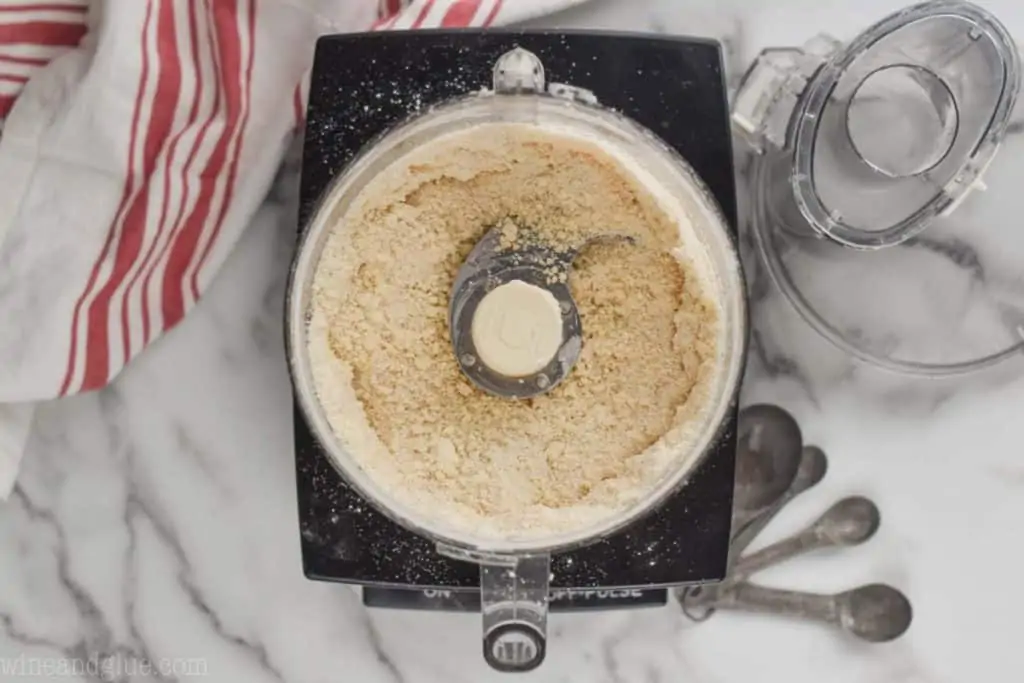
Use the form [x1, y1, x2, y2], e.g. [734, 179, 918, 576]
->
[295, 29, 739, 608]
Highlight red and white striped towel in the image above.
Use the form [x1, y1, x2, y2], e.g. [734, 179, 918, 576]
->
[0, 0, 591, 496]
[0, 3, 88, 116]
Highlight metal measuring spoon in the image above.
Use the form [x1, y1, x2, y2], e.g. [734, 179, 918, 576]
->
[731, 404, 804, 532]
[709, 583, 913, 643]
[730, 496, 880, 583]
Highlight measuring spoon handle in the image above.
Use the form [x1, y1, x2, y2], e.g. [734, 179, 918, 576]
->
[730, 529, 820, 583]
[730, 499, 788, 561]
[713, 583, 839, 625]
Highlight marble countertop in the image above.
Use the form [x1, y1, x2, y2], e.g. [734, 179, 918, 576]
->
[3, 0, 1024, 681]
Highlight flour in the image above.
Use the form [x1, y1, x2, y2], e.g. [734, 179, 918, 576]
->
[306, 123, 723, 542]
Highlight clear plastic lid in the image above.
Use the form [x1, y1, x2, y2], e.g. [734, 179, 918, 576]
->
[735, 1, 1024, 376]
[737, 0, 1020, 249]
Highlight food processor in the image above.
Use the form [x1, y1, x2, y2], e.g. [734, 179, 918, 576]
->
[735, 0, 1024, 376]
[287, 30, 746, 672]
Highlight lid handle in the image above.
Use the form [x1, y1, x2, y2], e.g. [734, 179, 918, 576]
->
[732, 37, 842, 153]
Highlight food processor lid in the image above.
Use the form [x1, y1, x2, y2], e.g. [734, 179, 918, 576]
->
[734, 0, 1021, 249]
[737, 1, 1024, 377]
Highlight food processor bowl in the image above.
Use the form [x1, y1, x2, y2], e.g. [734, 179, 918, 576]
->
[287, 47, 746, 671]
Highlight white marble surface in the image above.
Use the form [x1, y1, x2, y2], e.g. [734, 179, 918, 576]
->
[3, 0, 1024, 681]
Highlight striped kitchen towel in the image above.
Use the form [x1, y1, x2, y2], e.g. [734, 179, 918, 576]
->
[0, 0, 592, 497]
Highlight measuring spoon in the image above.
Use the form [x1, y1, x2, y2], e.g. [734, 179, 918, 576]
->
[731, 404, 804, 532]
[730, 496, 881, 583]
[710, 583, 912, 643]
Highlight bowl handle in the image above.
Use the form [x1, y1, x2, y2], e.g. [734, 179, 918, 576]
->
[479, 555, 550, 672]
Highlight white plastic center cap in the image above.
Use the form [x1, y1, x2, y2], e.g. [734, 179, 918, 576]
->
[471, 280, 564, 378]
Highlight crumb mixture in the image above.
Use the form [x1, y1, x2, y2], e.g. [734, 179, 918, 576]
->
[307, 123, 721, 541]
